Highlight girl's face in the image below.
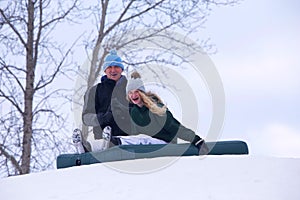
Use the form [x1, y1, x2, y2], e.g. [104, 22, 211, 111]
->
[128, 90, 143, 107]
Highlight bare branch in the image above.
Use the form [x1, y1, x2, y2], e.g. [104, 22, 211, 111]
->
[40, 0, 79, 29]
[34, 32, 82, 91]
[0, 144, 22, 174]
[0, 91, 23, 115]
[1, 64, 26, 93]
[104, 0, 165, 37]
[0, 8, 27, 47]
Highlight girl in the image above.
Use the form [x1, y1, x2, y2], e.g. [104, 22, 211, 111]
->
[126, 72, 209, 155]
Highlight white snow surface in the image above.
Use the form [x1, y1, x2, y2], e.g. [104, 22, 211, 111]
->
[1, 155, 300, 200]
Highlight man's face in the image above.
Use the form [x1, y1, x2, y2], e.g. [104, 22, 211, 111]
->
[104, 66, 123, 81]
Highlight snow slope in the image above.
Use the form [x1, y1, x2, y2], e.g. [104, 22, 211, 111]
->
[1, 155, 300, 200]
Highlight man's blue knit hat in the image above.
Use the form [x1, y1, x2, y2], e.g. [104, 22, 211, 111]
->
[103, 49, 124, 71]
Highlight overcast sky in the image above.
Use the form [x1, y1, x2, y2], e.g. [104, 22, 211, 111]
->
[69, 0, 300, 158]
[201, 0, 300, 157]
[1, 1, 299, 178]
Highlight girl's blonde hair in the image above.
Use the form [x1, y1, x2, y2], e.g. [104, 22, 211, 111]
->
[128, 90, 167, 116]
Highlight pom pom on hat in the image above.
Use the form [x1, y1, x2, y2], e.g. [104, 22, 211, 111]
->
[130, 71, 141, 79]
[103, 49, 124, 71]
[126, 71, 146, 94]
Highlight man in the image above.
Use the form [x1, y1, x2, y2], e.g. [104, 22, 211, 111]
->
[76, 50, 169, 153]
[80, 50, 131, 152]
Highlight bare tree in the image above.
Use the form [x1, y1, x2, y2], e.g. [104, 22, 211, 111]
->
[0, 0, 80, 176]
[0, 0, 237, 177]
[77, 0, 237, 143]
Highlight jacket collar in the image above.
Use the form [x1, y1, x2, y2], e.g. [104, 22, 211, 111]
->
[101, 75, 127, 86]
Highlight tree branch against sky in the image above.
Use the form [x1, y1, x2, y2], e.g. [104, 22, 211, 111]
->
[0, 0, 80, 176]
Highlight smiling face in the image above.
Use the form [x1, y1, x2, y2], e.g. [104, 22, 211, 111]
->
[104, 66, 123, 81]
[128, 90, 143, 107]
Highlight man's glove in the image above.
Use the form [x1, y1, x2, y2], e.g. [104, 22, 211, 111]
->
[97, 111, 113, 127]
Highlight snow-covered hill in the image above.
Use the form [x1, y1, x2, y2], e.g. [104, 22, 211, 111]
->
[1, 155, 300, 200]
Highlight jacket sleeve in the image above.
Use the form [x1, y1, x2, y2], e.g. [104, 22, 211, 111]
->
[92, 82, 116, 128]
[163, 110, 197, 143]
[82, 86, 99, 127]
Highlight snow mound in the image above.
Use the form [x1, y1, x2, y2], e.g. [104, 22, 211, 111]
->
[1, 155, 300, 200]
